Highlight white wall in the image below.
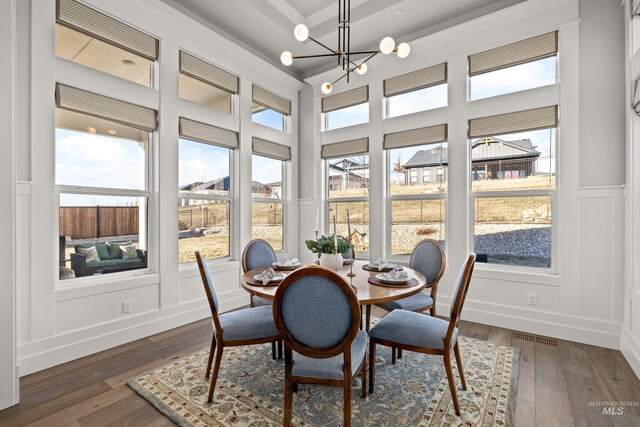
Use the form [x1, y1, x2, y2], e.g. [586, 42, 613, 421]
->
[12, 0, 302, 378]
[301, 0, 627, 350]
[0, 0, 19, 410]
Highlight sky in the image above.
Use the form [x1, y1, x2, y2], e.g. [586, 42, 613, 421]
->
[57, 56, 556, 206]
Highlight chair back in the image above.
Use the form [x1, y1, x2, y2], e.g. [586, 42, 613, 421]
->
[446, 254, 476, 339]
[409, 239, 445, 285]
[273, 266, 360, 358]
[195, 251, 223, 332]
[242, 239, 277, 273]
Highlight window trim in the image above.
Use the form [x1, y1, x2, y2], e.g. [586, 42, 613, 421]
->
[251, 155, 287, 253]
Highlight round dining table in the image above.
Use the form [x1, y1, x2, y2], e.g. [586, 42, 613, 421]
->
[240, 260, 427, 330]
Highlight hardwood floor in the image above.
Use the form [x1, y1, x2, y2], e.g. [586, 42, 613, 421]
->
[1, 307, 639, 426]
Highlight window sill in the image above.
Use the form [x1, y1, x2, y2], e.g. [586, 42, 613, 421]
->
[55, 271, 160, 302]
[179, 258, 240, 279]
[473, 263, 559, 287]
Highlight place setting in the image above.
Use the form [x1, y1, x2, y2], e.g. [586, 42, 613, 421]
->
[362, 257, 404, 272]
[368, 269, 417, 287]
[271, 257, 301, 271]
[246, 267, 287, 286]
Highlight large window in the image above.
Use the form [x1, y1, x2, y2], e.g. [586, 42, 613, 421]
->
[252, 155, 285, 251]
[384, 63, 448, 118]
[322, 86, 369, 131]
[385, 125, 448, 256]
[468, 31, 557, 101]
[470, 106, 557, 269]
[324, 140, 370, 253]
[55, 0, 157, 87]
[179, 51, 237, 114]
[56, 104, 152, 280]
[178, 139, 232, 263]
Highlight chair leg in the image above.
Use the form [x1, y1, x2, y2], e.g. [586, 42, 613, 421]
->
[365, 305, 372, 332]
[343, 376, 352, 427]
[205, 336, 216, 379]
[207, 343, 224, 403]
[430, 305, 436, 317]
[444, 350, 460, 416]
[391, 347, 396, 364]
[454, 342, 466, 390]
[369, 341, 376, 394]
[271, 341, 276, 360]
[398, 348, 403, 359]
[284, 350, 293, 427]
[361, 351, 367, 398]
[250, 293, 255, 308]
[278, 340, 283, 359]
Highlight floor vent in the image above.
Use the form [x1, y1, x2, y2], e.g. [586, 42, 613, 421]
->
[513, 332, 558, 346]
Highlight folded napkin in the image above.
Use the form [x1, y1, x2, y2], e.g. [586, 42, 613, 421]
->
[277, 257, 299, 266]
[369, 258, 395, 271]
[379, 270, 410, 282]
[254, 268, 284, 285]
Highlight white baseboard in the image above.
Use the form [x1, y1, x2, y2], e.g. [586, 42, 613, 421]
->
[18, 291, 247, 376]
[437, 299, 622, 350]
[621, 329, 640, 380]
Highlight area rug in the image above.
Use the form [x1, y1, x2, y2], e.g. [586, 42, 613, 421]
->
[127, 335, 519, 426]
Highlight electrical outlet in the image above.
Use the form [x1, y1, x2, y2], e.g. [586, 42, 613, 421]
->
[527, 294, 537, 306]
[122, 300, 132, 314]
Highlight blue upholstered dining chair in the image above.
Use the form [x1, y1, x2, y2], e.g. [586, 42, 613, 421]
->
[195, 251, 281, 403]
[242, 239, 277, 307]
[272, 266, 367, 427]
[368, 254, 476, 416]
[366, 239, 445, 332]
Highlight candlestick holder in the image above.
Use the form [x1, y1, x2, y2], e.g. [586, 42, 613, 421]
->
[315, 231, 320, 262]
[347, 237, 356, 277]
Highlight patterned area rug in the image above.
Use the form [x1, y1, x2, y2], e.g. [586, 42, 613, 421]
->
[127, 335, 519, 426]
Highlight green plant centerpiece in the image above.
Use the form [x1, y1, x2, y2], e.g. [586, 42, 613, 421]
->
[305, 235, 350, 255]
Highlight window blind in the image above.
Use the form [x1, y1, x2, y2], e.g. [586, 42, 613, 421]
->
[252, 137, 291, 161]
[321, 138, 369, 159]
[384, 63, 447, 97]
[384, 124, 448, 150]
[321, 86, 369, 113]
[56, 0, 158, 61]
[252, 85, 291, 116]
[468, 105, 558, 139]
[179, 51, 238, 94]
[56, 83, 157, 132]
[468, 31, 558, 77]
[179, 118, 238, 149]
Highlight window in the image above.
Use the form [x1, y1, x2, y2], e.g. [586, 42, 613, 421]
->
[55, 0, 157, 86]
[178, 139, 232, 263]
[469, 106, 557, 269]
[252, 85, 290, 132]
[468, 31, 557, 101]
[322, 86, 369, 131]
[179, 51, 238, 114]
[386, 125, 448, 256]
[323, 138, 370, 254]
[252, 155, 285, 251]
[384, 63, 448, 118]
[56, 101, 153, 280]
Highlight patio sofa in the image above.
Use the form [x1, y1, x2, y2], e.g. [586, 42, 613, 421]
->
[71, 241, 147, 277]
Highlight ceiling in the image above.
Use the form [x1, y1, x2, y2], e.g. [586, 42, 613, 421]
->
[159, 0, 525, 80]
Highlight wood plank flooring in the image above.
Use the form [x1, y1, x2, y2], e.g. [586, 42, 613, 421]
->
[1, 306, 639, 426]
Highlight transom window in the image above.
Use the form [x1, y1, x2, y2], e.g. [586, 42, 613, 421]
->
[179, 51, 238, 114]
[252, 85, 291, 132]
[322, 86, 369, 131]
[385, 63, 448, 118]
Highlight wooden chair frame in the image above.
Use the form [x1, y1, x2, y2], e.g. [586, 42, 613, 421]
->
[273, 266, 367, 427]
[196, 251, 281, 403]
[369, 254, 476, 416]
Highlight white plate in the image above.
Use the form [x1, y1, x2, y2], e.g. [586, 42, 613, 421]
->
[253, 273, 285, 283]
[272, 261, 300, 267]
[375, 273, 409, 284]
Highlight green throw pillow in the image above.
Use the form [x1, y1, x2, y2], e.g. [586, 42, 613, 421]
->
[108, 241, 132, 259]
[95, 243, 111, 260]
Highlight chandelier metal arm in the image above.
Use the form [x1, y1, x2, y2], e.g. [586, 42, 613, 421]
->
[308, 36, 337, 55]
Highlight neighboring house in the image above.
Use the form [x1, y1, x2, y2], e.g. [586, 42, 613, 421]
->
[328, 158, 369, 191]
[402, 137, 541, 185]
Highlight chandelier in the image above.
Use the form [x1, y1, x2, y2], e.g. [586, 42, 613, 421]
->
[280, 0, 410, 94]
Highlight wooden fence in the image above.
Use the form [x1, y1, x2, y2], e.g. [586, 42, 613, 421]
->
[60, 206, 139, 239]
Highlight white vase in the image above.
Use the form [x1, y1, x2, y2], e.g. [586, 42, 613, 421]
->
[319, 253, 343, 271]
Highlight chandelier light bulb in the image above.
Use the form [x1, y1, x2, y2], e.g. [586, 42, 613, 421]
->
[356, 63, 367, 75]
[321, 82, 333, 94]
[380, 37, 395, 54]
[294, 24, 309, 42]
[397, 42, 410, 58]
[280, 51, 293, 66]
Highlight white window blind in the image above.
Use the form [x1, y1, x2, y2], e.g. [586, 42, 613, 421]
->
[321, 138, 369, 159]
[56, 0, 158, 61]
[384, 63, 447, 97]
[468, 105, 558, 139]
[179, 118, 238, 149]
[384, 124, 448, 150]
[252, 137, 291, 161]
[252, 85, 291, 116]
[322, 86, 369, 113]
[179, 51, 238, 94]
[55, 83, 157, 132]
[468, 31, 558, 77]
